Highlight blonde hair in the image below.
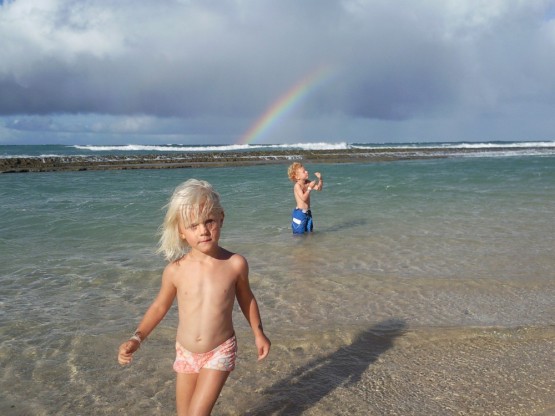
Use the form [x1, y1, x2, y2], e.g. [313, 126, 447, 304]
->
[287, 162, 303, 182]
[157, 179, 224, 261]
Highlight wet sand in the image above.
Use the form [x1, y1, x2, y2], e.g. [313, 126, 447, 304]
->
[226, 325, 555, 415]
[3, 146, 552, 173]
[4, 324, 551, 415]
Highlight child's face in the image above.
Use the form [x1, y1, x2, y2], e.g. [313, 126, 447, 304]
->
[178, 211, 223, 252]
[296, 166, 308, 181]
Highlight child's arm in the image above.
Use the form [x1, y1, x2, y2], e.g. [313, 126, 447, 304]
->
[235, 256, 271, 361]
[117, 264, 177, 365]
[295, 182, 315, 203]
[313, 172, 323, 191]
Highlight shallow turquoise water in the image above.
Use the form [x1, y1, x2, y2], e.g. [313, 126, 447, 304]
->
[1, 155, 554, 414]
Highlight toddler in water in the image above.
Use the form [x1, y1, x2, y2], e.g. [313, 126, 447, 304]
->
[287, 162, 323, 234]
[118, 179, 270, 415]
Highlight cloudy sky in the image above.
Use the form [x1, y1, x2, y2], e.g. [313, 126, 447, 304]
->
[1, 0, 555, 145]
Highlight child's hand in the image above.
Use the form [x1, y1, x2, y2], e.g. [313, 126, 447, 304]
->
[256, 334, 271, 361]
[308, 180, 317, 189]
[314, 172, 322, 179]
[118, 339, 140, 365]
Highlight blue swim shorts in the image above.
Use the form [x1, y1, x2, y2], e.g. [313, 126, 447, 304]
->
[291, 208, 313, 234]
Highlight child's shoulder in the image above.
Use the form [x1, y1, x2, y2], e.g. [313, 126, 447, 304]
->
[219, 248, 245, 262]
[222, 250, 248, 269]
[164, 255, 186, 272]
[211, 248, 248, 277]
[160, 256, 187, 285]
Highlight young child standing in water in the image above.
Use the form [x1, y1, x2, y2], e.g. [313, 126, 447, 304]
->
[287, 162, 324, 234]
[118, 179, 271, 415]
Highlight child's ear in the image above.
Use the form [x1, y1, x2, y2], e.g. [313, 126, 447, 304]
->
[220, 212, 225, 227]
[177, 224, 185, 240]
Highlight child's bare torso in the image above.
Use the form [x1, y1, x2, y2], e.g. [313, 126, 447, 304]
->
[169, 251, 239, 353]
[294, 181, 311, 210]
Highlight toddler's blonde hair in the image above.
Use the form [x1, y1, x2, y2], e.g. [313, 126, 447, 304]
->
[287, 162, 303, 182]
[157, 179, 224, 261]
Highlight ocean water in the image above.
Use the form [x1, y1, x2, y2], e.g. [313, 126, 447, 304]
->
[1, 145, 554, 415]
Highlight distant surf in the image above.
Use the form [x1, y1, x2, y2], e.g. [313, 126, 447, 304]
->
[1, 140, 555, 160]
[73, 142, 352, 152]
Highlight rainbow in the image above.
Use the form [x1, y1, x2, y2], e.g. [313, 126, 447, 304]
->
[238, 66, 334, 145]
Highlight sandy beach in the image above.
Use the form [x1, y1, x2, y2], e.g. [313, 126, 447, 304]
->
[2, 324, 553, 415]
[227, 324, 555, 415]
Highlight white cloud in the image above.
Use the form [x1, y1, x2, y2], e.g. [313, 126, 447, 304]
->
[1, 0, 554, 144]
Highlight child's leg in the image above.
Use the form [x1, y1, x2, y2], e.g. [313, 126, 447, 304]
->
[176, 370, 230, 416]
[176, 373, 198, 416]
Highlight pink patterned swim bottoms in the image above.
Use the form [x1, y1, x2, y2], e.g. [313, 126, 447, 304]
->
[173, 335, 237, 374]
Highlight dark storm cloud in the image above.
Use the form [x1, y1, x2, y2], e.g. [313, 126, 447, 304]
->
[1, 0, 555, 143]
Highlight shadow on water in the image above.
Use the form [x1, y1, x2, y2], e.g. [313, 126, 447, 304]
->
[245, 318, 407, 415]
[289, 219, 369, 246]
[317, 218, 369, 234]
